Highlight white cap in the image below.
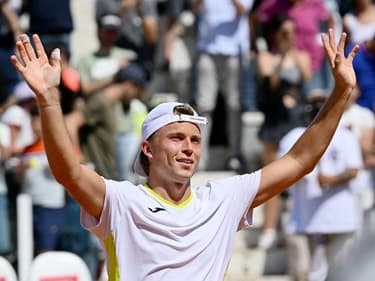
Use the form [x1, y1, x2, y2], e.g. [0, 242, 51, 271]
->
[133, 102, 207, 177]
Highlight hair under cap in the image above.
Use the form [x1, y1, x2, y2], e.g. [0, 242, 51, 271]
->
[133, 102, 207, 177]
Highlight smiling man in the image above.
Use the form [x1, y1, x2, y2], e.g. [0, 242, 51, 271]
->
[10, 29, 358, 281]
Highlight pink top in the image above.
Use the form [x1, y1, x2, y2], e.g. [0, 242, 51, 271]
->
[257, 0, 329, 71]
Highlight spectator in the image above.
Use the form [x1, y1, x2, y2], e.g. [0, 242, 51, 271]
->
[256, 0, 334, 96]
[95, 0, 158, 81]
[21, 0, 74, 55]
[0, 99, 12, 260]
[343, 0, 375, 44]
[16, 105, 66, 255]
[0, 80, 35, 263]
[255, 14, 312, 249]
[112, 63, 148, 182]
[0, 0, 22, 95]
[340, 86, 375, 212]
[76, 13, 135, 179]
[279, 93, 363, 281]
[162, 0, 195, 104]
[193, 0, 254, 172]
[347, 33, 375, 113]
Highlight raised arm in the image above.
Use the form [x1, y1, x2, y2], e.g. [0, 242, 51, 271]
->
[252, 29, 359, 208]
[10, 34, 105, 219]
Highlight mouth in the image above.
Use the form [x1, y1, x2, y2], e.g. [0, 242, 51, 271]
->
[177, 158, 194, 166]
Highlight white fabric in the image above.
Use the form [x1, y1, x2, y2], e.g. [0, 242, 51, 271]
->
[279, 127, 363, 234]
[1, 104, 34, 149]
[340, 103, 375, 210]
[340, 103, 375, 140]
[197, 0, 254, 55]
[21, 151, 65, 208]
[344, 13, 375, 44]
[81, 171, 261, 281]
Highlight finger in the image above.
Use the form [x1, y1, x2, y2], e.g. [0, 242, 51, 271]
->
[15, 39, 29, 65]
[346, 44, 359, 63]
[50, 48, 61, 68]
[321, 33, 335, 67]
[19, 34, 37, 61]
[10, 54, 25, 73]
[337, 32, 347, 53]
[328, 28, 337, 53]
[32, 34, 47, 60]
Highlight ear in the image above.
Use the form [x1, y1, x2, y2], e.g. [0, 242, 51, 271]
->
[141, 140, 152, 159]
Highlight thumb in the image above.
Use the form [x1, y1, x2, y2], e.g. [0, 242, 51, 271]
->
[50, 48, 61, 67]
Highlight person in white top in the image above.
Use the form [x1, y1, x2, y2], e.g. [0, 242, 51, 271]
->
[279, 95, 363, 281]
[0, 120, 12, 256]
[340, 87, 375, 211]
[10, 29, 359, 281]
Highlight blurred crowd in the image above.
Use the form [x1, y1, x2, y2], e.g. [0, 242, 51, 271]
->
[1, 0, 375, 280]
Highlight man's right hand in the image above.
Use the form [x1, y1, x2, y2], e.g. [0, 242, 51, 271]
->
[11, 34, 61, 105]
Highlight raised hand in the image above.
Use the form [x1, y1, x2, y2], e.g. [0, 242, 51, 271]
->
[321, 29, 358, 93]
[10, 34, 61, 105]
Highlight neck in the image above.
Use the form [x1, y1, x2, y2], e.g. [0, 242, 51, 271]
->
[146, 180, 192, 205]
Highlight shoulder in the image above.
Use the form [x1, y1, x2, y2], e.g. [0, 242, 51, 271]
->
[103, 179, 141, 199]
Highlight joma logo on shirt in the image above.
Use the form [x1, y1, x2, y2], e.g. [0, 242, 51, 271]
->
[148, 207, 166, 213]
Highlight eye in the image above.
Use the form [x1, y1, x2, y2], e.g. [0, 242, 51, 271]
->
[170, 134, 183, 141]
[191, 136, 201, 144]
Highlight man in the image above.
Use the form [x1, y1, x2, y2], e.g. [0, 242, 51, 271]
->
[193, 0, 254, 171]
[76, 13, 135, 179]
[10, 29, 358, 280]
[95, 0, 158, 80]
[278, 93, 363, 281]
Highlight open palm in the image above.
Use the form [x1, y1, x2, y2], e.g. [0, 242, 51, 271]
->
[322, 29, 358, 92]
[11, 34, 61, 98]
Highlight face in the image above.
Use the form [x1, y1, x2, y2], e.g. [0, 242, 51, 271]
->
[276, 19, 295, 47]
[121, 81, 142, 103]
[142, 122, 202, 183]
[98, 28, 120, 47]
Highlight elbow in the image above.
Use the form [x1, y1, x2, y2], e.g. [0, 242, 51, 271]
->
[53, 165, 82, 189]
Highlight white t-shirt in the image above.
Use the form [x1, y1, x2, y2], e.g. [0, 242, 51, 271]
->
[1, 104, 34, 149]
[81, 171, 261, 281]
[340, 103, 375, 210]
[21, 146, 65, 208]
[279, 127, 363, 234]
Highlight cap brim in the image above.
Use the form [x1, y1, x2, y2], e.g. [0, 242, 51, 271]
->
[133, 150, 147, 177]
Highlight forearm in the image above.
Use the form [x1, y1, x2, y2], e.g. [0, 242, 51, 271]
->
[81, 77, 114, 97]
[37, 88, 82, 187]
[0, 2, 22, 41]
[289, 85, 352, 173]
[319, 168, 358, 188]
[140, 16, 158, 44]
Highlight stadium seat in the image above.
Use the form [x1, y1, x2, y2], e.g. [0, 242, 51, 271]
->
[28, 251, 92, 281]
[0, 256, 18, 281]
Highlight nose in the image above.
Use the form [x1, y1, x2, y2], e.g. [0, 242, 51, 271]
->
[182, 138, 193, 155]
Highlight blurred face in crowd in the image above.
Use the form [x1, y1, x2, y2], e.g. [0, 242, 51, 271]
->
[98, 27, 120, 48]
[275, 19, 296, 52]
